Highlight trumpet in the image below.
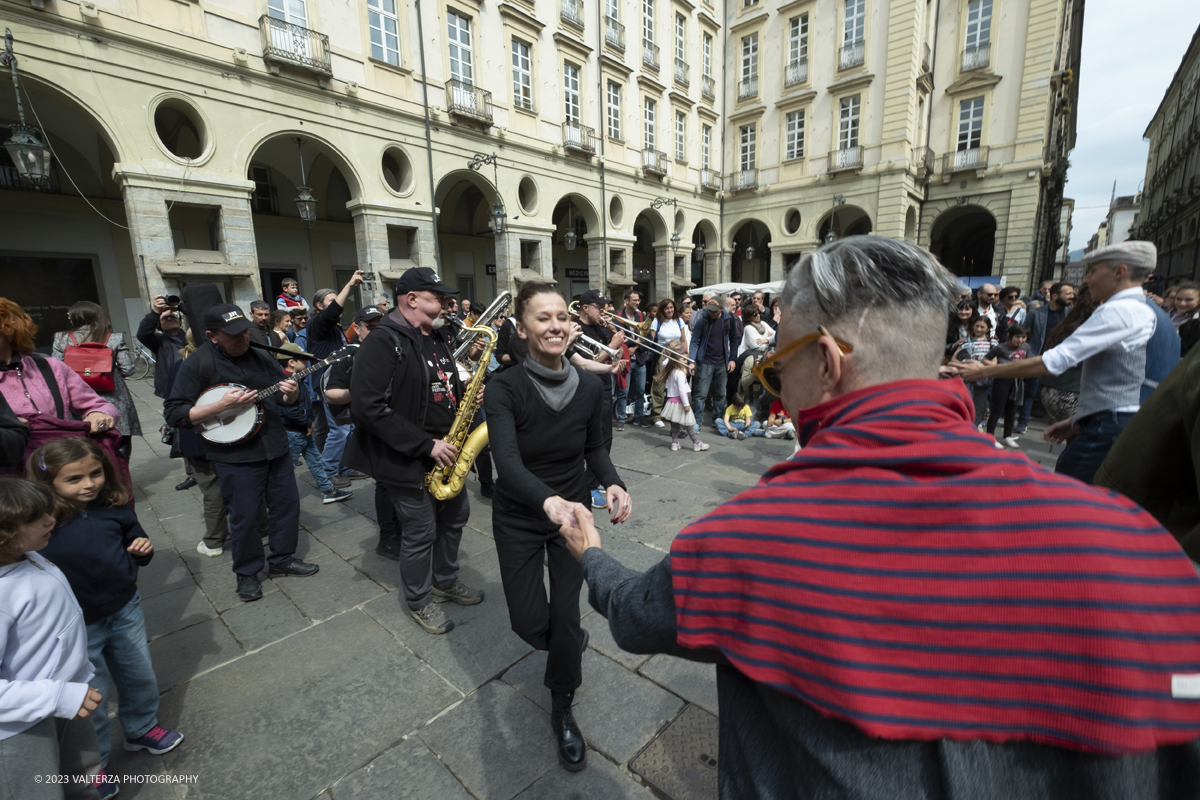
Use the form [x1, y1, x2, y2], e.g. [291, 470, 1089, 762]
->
[453, 290, 512, 362]
[573, 328, 621, 361]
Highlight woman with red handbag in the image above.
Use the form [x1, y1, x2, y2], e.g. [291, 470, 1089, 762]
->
[52, 301, 141, 459]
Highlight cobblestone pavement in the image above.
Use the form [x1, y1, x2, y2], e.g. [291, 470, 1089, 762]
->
[110, 378, 1060, 799]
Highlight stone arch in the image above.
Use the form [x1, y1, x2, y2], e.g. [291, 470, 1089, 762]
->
[816, 205, 873, 243]
[633, 205, 670, 244]
[729, 218, 772, 283]
[11, 74, 125, 165]
[551, 192, 600, 235]
[434, 169, 503, 236]
[242, 128, 364, 201]
[930, 204, 999, 278]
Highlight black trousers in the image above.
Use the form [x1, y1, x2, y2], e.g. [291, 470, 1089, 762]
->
[376, 482, 398, 544]
[987, 379, 1018, 439]
[211, 452, 299, 576]
[493, 498, 585, 694]
[584, 379, 614, 491]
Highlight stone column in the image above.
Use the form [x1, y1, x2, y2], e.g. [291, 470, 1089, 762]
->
[769, 249, 785, 282]
[653, 247, 673, 303]
[494, 231, 522, 297]
[530, 234, 555, 282]
[216, 197, 260, 307]
[121, 186, 175, 304]
[704, 250, 730, 285]
[587, 240, 606, 293]
[352, 210, 389, 275]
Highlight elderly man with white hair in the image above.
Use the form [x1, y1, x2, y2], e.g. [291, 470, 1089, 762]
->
[558, 236, 1200, 799]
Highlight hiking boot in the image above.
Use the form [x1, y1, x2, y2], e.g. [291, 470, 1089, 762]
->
[551, 691, 587, 771]
[124, 725, 184, 755]
[237, 574, 262, 602]
[432, 579, 485, 606]
[409, 602, 454, 634]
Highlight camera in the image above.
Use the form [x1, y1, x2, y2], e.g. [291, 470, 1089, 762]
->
[361, 272, 376, 282]
[165, 295, 181, 307]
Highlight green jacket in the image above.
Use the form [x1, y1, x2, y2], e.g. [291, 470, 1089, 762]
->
[1095, 346, 1200, 560]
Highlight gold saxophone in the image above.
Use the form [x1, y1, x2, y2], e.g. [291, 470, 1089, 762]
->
[425, 320, 497, 501]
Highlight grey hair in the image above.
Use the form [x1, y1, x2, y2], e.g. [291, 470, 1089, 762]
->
[781, 236, 959, 380]
[372, 294, 390, 305]
[312, 288, 335, 308]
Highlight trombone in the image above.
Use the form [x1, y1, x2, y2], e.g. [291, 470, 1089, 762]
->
[567, 300, 694, 369]
[453, 290, 512, 362]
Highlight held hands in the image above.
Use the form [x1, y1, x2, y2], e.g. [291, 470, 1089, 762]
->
[126, 537, 153, 557]
[430, 439, 459, 467]
[75, 687, 103, 719]
[947, 360, 985, 381]
[558, 505, 603, 563]
[544, 495, 593, 529]
[1043, 417, 1079, 445]
[605, 485, 632, 524]
[83, 412, 116, 434]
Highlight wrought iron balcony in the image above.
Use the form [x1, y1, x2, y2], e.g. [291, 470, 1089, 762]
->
[731, 168, 758, 192]
[828, 146, 864, 173]
[643, 39, 660, 70]
[562, 122, 596, 155]
[445, 79, 494, 126]
[702, 74, 715, 100]
[738, 76, 758, 101]
[700, 168, 721, 191]
[961, 42, 990, 72]
[260, 15, 332, 77]
[943, 146, 989, 173]
[912, 145, 935, 176]
[785, 57, 807, 86]
[674, 57, 689, 88]
[642, 148, 668, 176]
[838, 38, 865, 70]
[561, 0, 584, 31]
[605, 16, 625, 50]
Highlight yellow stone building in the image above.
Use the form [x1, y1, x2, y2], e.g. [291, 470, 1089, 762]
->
[0, 0, 1080, 347]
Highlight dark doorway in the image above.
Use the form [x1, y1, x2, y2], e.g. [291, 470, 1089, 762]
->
[260, 267, 300, 306]
[0, 253, 101, 352]
[931, 207, 997, 278]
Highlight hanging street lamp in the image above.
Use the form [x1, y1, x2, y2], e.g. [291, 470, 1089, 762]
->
[826, 193, 847, 244]
[0, 29, 51, 187]
[670, 231, 681, 253]
[744, 244, 755, 261]
[563, 197, 578, 251]
[693, 241, 705, 261]
[468, 152, 507, 239]
[294, 138, 318, 227]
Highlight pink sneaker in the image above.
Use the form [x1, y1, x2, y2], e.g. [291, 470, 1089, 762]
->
[671, 442, 681, 451]
[693, 441, 710, 452]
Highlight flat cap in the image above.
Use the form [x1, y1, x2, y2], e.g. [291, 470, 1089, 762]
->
[1080, 241, 1157, 269]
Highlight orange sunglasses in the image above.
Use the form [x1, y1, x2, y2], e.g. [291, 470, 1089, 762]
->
[752, 326, 854, 396]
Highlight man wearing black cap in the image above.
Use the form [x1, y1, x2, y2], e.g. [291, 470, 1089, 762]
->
[344, 267, 483, 635]
[165, 303, 320, 602]
[572, 289, 627, 507]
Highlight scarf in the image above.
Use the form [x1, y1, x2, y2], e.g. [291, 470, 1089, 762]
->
[523, 355, 578, 411]
[671, 379, 1200, 754]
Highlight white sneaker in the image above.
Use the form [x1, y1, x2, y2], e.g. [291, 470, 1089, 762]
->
[670, 442, 681, 451]
[694, 442, 710, 452]
[1002, 436, 1021, 449]
[197, 542, 222, 557]
[654, 420, 665, 428]
[993, 440, 1005, 450]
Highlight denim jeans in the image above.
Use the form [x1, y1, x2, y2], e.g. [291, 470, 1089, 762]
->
[86, 593, 160, 768]
[1018, 377, 1040, 426]
[717, 419, 763, 437]
[287, 430, 334, 494]
[617, 362, 647, 422]
[321, 401, 354, 479]
[694, 363, 727, 426]
[1055, 410, 1135, 485]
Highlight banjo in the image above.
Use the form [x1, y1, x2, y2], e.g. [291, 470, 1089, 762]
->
[197, 346, 356, 444]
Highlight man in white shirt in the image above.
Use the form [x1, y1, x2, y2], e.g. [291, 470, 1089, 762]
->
[950, 241, 1158, 483]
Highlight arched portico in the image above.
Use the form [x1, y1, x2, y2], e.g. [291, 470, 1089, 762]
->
[930, 205, 998, 278]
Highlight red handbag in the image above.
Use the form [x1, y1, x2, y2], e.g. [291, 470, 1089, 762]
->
[63, 333, 115, 391]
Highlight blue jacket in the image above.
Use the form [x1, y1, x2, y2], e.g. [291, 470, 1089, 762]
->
[689, 310, 740, 365]
[278, 373, 316, 433]
[1142, 299, 1181, 404]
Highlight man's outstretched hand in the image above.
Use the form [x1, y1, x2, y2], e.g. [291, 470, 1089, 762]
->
[558, 505, 603, 562]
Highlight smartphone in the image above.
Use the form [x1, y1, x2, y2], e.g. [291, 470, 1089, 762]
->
[361, 272, 376, 282]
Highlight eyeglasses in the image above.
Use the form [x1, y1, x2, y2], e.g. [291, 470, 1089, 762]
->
[752, 326, 854, 396]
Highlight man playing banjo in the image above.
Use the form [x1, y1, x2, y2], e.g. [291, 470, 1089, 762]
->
[165, 302, 322, 602]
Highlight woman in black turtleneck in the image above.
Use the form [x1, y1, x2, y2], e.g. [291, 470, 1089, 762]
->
[484, 282, 632, 772]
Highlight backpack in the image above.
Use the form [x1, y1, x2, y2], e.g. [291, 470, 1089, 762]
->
[63, 332, 115, 391]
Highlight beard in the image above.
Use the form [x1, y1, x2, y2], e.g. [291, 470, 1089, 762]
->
[431, 316, 446, 330]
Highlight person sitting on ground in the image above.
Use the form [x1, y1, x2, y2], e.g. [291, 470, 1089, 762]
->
[276, 343, 351, 506]
[558, 235, 1200, 800]
[718, 392, 762, 439]
[983, 323, 1032, 449]
[763, 398, 795, 440]
[276, 277, 309, 312]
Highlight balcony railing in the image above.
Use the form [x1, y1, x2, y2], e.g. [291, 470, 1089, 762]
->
[605, 16, 625, 50]
[738, 76, 758, 101]
[642, 148, 668, 176]
[562, 121, 596, 155]
[700, 168, 721, 191]
[962, 42, 990, 71]
[785, 57, 807, 86]
[260, 15, 332, 76]
[445, 78, 494, 125]
[838, 38, 865, 70]
[828, 146, 864, 173]
[944, 146, 989, 173]
[643, 39, 660, 70]
[731, 168, 758, 191]
[912, 145, 935, 176]
[674, 57, 689, 87]
[922, 42, 932, 73]
[702, 74, 715, 100]
[561, 0, 584, 30]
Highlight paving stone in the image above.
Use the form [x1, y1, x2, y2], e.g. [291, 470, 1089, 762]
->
[330, 736, 474, 800]
[616, 476, 727, 552]
[581, 613, 650, 671]
[273, 554, 387, 621]
[159, 611, 459, 800]
[137, 547, 197, 600]
[459, 527, 497, 559]
[221, 589, 311, 651]
[318, 519, 381, 559]
[512, 752, 656, 799]
[660, 459, 771, 497]
[639, 655, 720, 715]
[141, 584, 219, 639]
[350, 549, 400, 591]
[504, 650, 684, 764]
[418, 681, 558, 800]
[192, 567, 280, 613]
[148, 616, 244, 692]
[294, 530, 336, 561]
[175, 541, 235, 574]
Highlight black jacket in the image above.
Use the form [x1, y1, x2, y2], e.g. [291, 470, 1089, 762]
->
[0, 391, 29, 468]
[343, 311, 464, 489]
[135, 311, 186, 398]
[278, 375, 316, 433]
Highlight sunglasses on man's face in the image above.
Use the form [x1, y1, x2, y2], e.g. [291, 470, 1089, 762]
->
[752, 326, 854, 396]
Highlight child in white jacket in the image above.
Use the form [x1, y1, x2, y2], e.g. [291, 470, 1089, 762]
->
[0, 478, 103, 800]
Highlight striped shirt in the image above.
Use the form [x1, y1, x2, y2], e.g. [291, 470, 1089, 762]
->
[671, 379, 1200, 754]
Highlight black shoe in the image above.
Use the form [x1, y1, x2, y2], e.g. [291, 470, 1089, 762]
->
[237, 574, 263, 602]
[268, 559, 320, 578]
[614, 421, 625, 431]
[375, 537, 400, 562]
[551, 692, 586, 771]
[175, 477, 197, 491]
[480, 484, 494, 498]
[342, 470, 370, 481]
[329, 475, 352, 489]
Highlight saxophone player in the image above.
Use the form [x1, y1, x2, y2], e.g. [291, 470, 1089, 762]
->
[485, 283, 632, 772]
[344, 267, 484, 635]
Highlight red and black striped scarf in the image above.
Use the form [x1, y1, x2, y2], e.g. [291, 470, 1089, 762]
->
[671, 379, 1200, 754]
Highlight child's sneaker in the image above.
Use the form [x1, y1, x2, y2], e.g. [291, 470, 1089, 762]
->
[591, 488, 606, 508]
[670, 442, 681, 451]
[784, 431, 795, 440]
[124, 725, 184, 755]
[1002, 436, 1021, 449]
[693, 442, 710, 452]
[95, 770, 119, 799]
[196, 541, 222, 557]
[725, 432, 736, 439]
[735, 430, 745, 440]
[322, 488, 353, 504]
